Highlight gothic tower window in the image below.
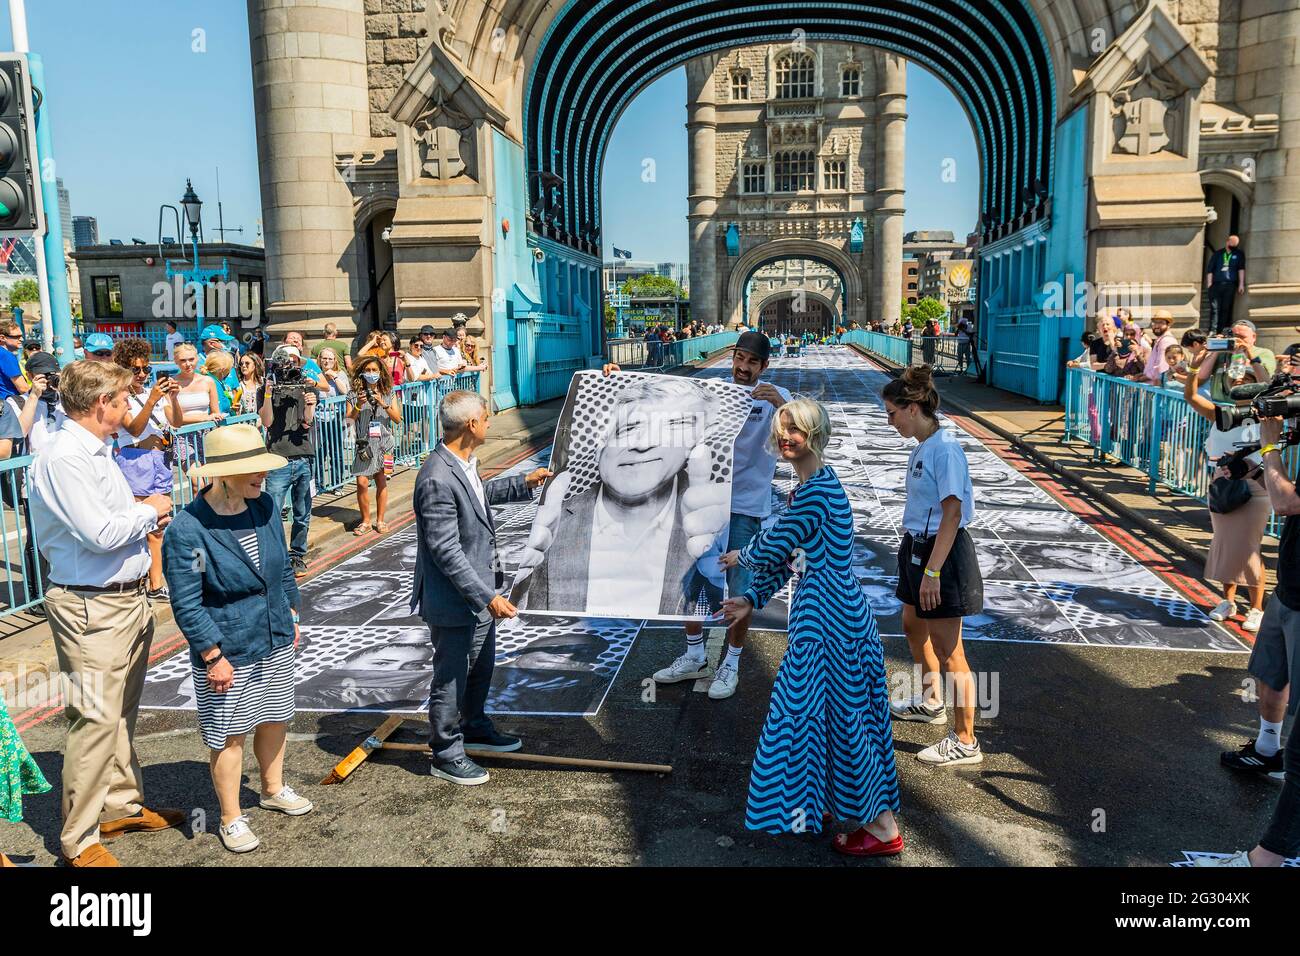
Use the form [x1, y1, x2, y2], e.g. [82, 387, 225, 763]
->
[731, 71, 750, 101]
[742, 161, 767, 194]
[775, 52, 815, 99]
[841, 66, 861, 97]
[822, 157, 847, 190]
[774, 149, 815, 191]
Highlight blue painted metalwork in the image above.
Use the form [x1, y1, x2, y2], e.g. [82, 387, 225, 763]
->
[849, 219, 864, 254]
[1063, 367, 1296, 539]
[725, 223, 740, 256]
[28, 54, 75, 365]
[526, 1, 1055, 248]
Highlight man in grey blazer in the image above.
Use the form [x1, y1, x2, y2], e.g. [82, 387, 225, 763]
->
[410, 390, 550, 785]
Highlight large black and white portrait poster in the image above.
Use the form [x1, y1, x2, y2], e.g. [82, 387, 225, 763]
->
[510, 370, 752, 622]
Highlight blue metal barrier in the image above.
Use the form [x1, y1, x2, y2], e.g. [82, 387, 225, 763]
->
[1063, 367, 1299, 537]
[0, 456, 43, 616]
[603, 332, 738, 370]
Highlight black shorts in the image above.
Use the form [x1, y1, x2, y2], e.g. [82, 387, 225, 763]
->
[895, 529, 984, 619]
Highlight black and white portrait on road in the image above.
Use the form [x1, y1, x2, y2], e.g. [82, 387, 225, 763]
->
[510, 371, 751, 621]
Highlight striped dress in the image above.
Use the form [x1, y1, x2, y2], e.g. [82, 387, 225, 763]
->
[739, 466, 900, 834]
[193, 522, 296, 751]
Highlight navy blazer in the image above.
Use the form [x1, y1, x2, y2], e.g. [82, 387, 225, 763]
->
[409, 443, 532, 627]
[163, 491, 301, 668]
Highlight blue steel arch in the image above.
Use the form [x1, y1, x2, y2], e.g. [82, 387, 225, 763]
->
[525, 0, 1055, 257]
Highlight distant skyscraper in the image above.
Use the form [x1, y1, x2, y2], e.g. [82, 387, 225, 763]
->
[73, 216, 98, 248]
[57, 178, 72, 244]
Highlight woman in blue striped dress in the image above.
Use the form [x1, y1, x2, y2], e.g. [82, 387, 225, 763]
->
[720, 397, 903, 856]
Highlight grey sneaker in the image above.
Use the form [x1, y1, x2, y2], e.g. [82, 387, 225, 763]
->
[707, 661, 740, 699]
[917, 731, 984, 766]
[259, 785, 314, 816]
[218, 815, 260, 854]
[430, 755, 490, 786]
[653, 652, 712, 684]
[890, 695, 947, 724]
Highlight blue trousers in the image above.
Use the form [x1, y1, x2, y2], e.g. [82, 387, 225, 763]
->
[427, 612, 498, 763]
[264, 457, 313, 558]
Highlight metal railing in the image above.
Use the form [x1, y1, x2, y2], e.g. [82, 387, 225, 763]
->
[1063, 366, 1298, 537]
[842, 330, 977, 374]
[0, 371, 481, 618]
[603, 331, 739, 370]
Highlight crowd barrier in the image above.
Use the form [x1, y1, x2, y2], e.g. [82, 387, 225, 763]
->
[0, 371, 480, 618]
[1063, 366, 1296, 537]
[841, 330, 975, 374]
[603, 331, 739, 370]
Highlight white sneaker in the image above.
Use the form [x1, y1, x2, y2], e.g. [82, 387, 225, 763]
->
[1243, 608, 1264, 632]
[1208, 599, 1236, 622]
[708, 662, 739, 700]
[917, 731, 984, 766]
[889, 695, 947, 724]
[653, 653, 712, 684]
[1194, 851, 1252, 867]
[259, 785, 314, 816]
[218, 815, 260, 854]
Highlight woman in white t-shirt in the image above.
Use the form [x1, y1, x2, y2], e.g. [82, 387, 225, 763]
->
[881, 365, 985, 767]
[1184, 349, 1269, 631]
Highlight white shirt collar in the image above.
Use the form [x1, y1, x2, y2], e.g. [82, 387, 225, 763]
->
[592, 478, 677, 538]
[63, 417, 111, 456]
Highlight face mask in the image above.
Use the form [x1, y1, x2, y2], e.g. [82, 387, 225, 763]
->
[362, 372, 380, 384]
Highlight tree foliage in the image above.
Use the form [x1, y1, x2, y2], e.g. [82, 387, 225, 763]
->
[619, 274, 685, 300]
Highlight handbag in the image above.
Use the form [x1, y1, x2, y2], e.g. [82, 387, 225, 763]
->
[1207, 476, 1253, 514]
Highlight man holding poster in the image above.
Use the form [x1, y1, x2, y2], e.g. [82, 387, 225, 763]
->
[648, 331, 790, 698]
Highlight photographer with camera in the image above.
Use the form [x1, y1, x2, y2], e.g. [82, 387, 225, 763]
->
[1201, 411, 1299, 866]
[259, 345, 318, 577]
[1184, 347, 1269, 632]
[347, 355, 401, 537]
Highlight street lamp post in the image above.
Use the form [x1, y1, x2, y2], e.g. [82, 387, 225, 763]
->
[161, 179, 228, 346]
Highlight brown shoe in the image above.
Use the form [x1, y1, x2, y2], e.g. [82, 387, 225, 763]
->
[99, 806, 185, 840]
[64, 844, 120, 867]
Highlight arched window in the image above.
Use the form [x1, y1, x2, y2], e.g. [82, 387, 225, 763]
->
[840, 66, 861, 97]
[773, 150, 815, 192]
[742, 162, 766, 194]
[731, 71, 750, 101]
[775, 52, 815, 99]
[822, 158, 847, 190]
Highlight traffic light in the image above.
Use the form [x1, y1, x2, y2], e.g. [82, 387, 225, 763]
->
[0, 55, 43, 238]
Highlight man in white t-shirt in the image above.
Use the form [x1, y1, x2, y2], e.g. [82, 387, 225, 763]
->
[605, 330, 791, 699]
[164, 321, 186, 362]
[432, 329, 466, 374]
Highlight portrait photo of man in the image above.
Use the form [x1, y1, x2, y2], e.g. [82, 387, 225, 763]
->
[510, 373, 748, 620]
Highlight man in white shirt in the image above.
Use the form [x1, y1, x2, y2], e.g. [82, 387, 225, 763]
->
[29, 360, 182, 867]
[432, 329, 467, 374]
[642, 331, 790, 698]
[164, 320, 186, 362]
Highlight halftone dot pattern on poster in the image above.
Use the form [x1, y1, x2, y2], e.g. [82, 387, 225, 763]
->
[549, 370, 751, 502]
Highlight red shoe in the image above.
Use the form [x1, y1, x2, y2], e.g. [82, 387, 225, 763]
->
[833, 827, 904, 858]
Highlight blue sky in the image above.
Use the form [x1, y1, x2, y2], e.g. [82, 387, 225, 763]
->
[6, 3, 978, 257]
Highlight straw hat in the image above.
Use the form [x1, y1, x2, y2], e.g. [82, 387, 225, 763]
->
[190, 423, 287, 479]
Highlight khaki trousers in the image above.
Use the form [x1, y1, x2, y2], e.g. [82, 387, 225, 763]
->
[45, 585, 154, 859]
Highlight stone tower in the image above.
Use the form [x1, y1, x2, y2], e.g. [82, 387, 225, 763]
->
[686, 43, 905, 331]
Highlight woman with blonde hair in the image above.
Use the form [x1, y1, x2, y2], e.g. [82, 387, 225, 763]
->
[202, 350, 237, 414]
[719, 397, 903, 857]
[317, 347, 349, 396]
[881, 365, 985, 767]
[347, 354, 401, 535]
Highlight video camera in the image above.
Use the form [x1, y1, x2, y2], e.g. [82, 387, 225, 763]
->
[266, 355, 306, 388]
[1215, 366, 1300, 439]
